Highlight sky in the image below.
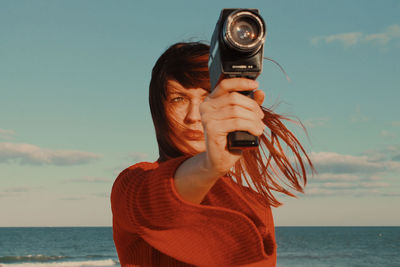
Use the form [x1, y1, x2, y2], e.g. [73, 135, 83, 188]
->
[0, 0, 399, 227]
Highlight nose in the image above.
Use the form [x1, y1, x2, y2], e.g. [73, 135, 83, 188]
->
[184, 100, 201, 124]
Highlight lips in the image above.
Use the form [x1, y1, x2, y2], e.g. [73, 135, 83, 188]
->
[183, 130, 205, 140]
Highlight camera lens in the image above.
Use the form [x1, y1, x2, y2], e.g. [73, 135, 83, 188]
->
[231, 18, 259, 45]
[223, 10, 266, 53]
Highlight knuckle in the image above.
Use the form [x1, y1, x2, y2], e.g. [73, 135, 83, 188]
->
[251, 102, 263, 117]
[219, 79, 228, 89]
[230, 92, 240, 103]
[247, 96, 257, 107]
[231, 106, 241, 117]
[255, 107, 263, 118]
[252, 100, 259, 110]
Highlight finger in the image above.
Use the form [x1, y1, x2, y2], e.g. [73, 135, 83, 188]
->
[208, 118, 265, 137]
[253, 90, 265, 106]
[209, 78, 259, 99]
[205, 104, 263, 122]
[201, 92, 264, 119]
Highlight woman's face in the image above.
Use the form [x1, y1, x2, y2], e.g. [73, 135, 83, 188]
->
[165, 80, 209, 155]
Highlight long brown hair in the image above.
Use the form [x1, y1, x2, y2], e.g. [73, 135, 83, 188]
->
[149, 42, 314, 207]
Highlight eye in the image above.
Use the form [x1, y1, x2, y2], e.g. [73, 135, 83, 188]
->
[170, 96, 186, 103]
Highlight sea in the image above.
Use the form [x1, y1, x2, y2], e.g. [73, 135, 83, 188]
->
[0, 227, 399, 267]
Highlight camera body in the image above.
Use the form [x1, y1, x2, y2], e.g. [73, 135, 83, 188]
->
[208, 8, 266, 149]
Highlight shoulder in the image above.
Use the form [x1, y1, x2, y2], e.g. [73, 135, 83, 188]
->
[121, 161, 158, 177]
[116, 156, 189, 179]
[112, 156, 191, 189]
[111, 161, 155, 195]
[112, 161, 158, 187]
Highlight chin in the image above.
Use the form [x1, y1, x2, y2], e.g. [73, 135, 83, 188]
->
[178, 140, 206, 155]
[191, 142, 206, 154]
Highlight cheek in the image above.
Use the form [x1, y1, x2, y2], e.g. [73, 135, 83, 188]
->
[165, 104, 187, 127]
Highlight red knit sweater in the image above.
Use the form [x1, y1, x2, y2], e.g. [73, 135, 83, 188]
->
[111, 156, 277, 267]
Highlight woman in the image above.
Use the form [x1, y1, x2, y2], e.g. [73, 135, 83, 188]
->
[111, 42, 313, 267]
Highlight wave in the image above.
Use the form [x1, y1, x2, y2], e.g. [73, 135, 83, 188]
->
[0, 255, 67, 263]
[0, 259, 119, 267]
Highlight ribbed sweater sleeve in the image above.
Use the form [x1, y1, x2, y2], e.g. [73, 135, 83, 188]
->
[111, 156, 271, 267]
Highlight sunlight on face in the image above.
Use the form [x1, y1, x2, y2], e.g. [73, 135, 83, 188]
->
[165, 80, 209, 155]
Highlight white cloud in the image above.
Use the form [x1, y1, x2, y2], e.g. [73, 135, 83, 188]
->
[63, 176, 111, 183]
[362, 150, 387, 162]
[303, 149, 400, 197]
[363, 145, 400, 163]
[384, 145, 400, 154]
[0, 129, 15, 140]
[0, 185, 42, 198]
[381, 130, 397, 139]
[59, 197, 85, 201]
[304, 117, 329, 128]
[311, 24, 400, 47]
[311, 32, 363, 47]
[391, 121, 400, 127]
[4, 186, 32, 193]
[93, 192, 110, 198]
[108, 152, 151, 176]
[393, 155, 400, 162]
[312, 173, 360, 182]
[305, 187, 338, 196]
[0, 129, 14, 134]
[305, 181, 391, 197]
[0, 142, 101, 166]
[350, 105, 368, 123]
[320, 182, 355, 189]
[125, 152, 149, 162]
[380, 192, 400, 197]
[310, 151, 389, 174]
[359, 182, 390, 188]
[364, 24, 400, 45]
[304, 186, 390, 197]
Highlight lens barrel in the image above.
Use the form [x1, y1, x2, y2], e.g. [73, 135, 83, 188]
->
[222, 10, 266, 53]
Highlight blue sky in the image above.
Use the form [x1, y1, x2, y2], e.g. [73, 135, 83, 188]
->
[1, 0, 399, 226]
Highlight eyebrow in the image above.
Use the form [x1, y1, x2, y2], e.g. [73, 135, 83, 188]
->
[167, 89, 208, 97]
[168, 91, 187, 96]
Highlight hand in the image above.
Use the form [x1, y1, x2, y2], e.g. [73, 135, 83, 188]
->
[199, 78, 265, 176]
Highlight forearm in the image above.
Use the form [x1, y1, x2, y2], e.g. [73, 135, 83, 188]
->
[173, 152, 224, 204]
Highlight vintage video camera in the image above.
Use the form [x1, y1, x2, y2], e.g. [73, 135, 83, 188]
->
[208, 8, 266, 150]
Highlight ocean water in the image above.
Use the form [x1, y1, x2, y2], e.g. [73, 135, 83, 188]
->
[0, 227, 118, 267]
[0, 227, 399, 267]
[275, 227, 400, 267]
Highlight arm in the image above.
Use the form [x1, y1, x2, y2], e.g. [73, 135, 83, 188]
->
[174, 78, 265, 204]
[174, 152, 223, 204]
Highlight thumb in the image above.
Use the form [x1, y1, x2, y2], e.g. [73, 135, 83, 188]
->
[253, 89, 265, 106]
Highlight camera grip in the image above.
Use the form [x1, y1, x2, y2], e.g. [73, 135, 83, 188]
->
[228, 90, 259, 150]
